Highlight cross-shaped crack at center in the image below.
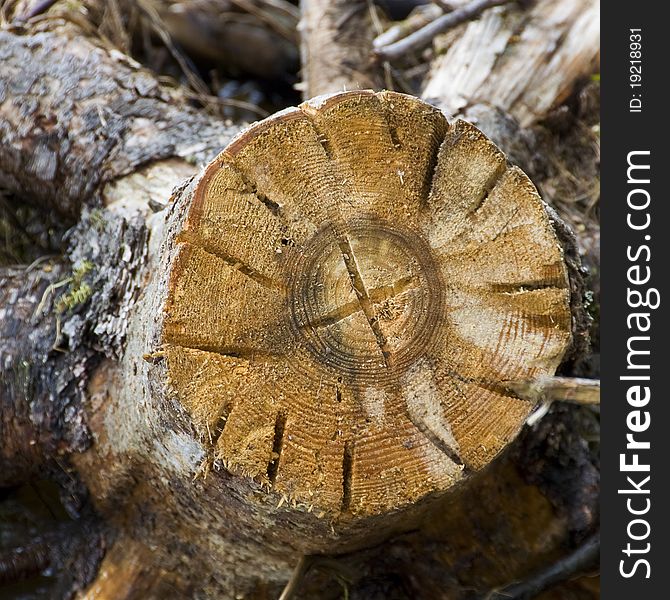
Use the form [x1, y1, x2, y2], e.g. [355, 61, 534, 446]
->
[333, 235, 400, 368]
[305, 274, 419, 329]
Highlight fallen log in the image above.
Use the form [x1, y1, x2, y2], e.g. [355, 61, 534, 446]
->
[0, 3, 599, 596]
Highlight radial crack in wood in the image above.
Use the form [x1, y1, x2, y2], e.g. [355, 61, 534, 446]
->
[161, 90, 572, 525]
[336, 233, 394, 367]
[306, 274, 419, 328]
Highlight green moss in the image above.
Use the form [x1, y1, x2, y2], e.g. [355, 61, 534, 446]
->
[55, 260, 95, 314]
[88, 208, 106, 232]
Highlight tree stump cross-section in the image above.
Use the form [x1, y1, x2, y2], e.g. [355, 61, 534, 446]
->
[162, 90, 572, 522]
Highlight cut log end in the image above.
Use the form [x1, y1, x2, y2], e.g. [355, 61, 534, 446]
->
[160, 91, 572, 520]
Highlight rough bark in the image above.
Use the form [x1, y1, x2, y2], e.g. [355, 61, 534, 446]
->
[0, 23, 237, 221]
[0, 205, 154, 493]
[1, 260, 83, 487]
[0, 18, 243, 479]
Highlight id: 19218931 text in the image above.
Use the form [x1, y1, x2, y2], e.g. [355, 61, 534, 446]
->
[629, 29, 642, 113]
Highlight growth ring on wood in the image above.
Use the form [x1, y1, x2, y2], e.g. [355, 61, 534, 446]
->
[162, 90, 572, 517]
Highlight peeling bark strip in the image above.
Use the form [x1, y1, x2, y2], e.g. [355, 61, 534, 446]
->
[0, 25, 237, 219]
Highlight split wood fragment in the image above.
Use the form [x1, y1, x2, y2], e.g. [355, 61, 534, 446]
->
[372, 3, 444, 51]
[507, 376, 600, 406]
[422, 0, 600, 126]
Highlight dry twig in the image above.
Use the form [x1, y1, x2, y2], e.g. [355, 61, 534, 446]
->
[278, 555, 309, 600]
[374, 0, 511, 61]
[485, 532, 599, 599]
[373, 3, 443, 50]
